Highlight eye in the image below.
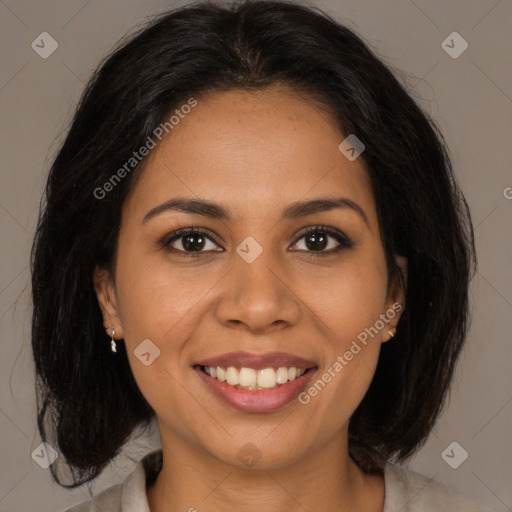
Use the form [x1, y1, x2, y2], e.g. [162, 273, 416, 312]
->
[160, 225, 354, 258]
[290, 225, 353, 255]
[161, 227, 223, 257]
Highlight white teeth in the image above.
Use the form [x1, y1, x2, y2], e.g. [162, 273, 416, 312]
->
[257, 368, 276, 388]
[204, 365, 309, 390]
[226, 366, 239, 386]
[276, 367, 288, 384]
[239, 367, 257, 387]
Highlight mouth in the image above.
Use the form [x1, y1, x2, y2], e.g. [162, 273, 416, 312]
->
[197, 365, 312, 390]
[193, 351, 318, 412]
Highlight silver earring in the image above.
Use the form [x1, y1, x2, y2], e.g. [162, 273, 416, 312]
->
[110, 327, 117, 352]
[387, 328, 396, 339]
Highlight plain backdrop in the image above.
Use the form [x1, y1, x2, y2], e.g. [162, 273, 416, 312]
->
[0, 1, 511, 511]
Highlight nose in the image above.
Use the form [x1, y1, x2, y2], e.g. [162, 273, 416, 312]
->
[213, 250, 302, 335]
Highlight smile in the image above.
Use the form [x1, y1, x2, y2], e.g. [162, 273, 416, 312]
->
[194, 351, 318, 412]
[193, 351, 318, 412]
[200, 365, 308, 390]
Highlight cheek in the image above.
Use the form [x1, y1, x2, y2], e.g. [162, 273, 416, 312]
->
[112, 246, 223, 409]
[113, 242, 219, 344]
[299, 311, 384, 438]
[112, 255, 201, 421]
[298, 249, 388, 406]
[300, 250, 389, 342]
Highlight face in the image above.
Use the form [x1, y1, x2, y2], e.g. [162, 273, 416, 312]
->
[95, 84, 406, 470]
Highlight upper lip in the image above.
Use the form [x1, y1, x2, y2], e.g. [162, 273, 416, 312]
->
[195, 351, 317, 370]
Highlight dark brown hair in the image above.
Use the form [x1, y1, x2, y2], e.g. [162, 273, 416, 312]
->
[31, 0, 476, 486]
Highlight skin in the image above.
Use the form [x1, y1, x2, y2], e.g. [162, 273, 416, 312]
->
[94, 83, 407, 512]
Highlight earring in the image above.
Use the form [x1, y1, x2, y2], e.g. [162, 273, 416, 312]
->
[110, 327, 117, 353]
[387, 328, 396, 340]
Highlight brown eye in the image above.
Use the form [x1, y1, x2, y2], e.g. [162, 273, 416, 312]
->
[161, 228, 223, 255]
[179, 233, 207, 252]
[303, 232, 329, 251]
[290, 226, 353, 255]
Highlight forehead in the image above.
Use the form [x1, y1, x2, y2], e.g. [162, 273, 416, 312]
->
[124, 85, 376, 224]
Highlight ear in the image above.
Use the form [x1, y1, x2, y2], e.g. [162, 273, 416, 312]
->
[382, 254, 407, 342]
[93, 266, 123, 339]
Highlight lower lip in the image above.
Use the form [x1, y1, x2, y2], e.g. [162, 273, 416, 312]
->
[194, 366, 317, 413]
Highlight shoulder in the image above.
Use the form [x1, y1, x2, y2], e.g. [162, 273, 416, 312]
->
[62, 451, 159, 512]
[383, 462, 485, 512]
[63, 482, 123, 512]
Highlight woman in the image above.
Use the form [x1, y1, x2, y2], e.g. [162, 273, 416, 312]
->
[31, 1, 483, 510]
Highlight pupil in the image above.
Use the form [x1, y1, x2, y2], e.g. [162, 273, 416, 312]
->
[306, 232, 327, 251]
[183, 234, 205, 251]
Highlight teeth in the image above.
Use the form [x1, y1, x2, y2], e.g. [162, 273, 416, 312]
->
[226, 366, 239, 386]
[239, 367, 257, 387]
[257, 368, 276, 388]
[202, 365, 308, 390]
[276, 367, 289, 384]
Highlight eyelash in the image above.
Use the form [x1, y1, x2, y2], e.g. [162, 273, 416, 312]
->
[160, 225, 354, 258]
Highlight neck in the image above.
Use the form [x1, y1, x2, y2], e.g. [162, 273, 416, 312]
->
[146, 427, 384, 512]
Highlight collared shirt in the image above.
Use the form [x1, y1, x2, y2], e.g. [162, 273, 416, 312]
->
[64, 452, 484, 512]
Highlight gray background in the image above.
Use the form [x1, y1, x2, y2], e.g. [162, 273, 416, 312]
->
[0, 0, 511, 511]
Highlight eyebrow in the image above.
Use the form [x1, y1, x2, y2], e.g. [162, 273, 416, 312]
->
[142, 196, 369, 228]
